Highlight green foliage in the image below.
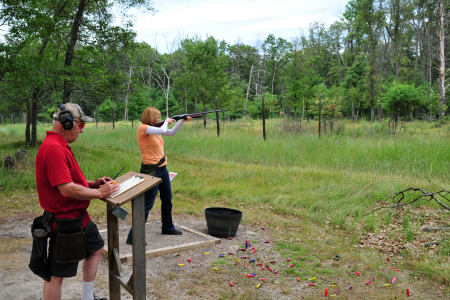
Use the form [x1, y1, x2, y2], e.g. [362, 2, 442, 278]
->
[380, 82, 424, 118]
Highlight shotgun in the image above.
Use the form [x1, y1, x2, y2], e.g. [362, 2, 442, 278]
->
[153, 109, 228, 127]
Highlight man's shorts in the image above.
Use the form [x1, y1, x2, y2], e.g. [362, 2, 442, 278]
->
[48, 220, 105, 278]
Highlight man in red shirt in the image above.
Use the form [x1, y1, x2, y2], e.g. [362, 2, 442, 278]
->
[36, 103, 120, 300]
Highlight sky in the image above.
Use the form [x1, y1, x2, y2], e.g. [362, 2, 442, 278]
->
[128, 0, 350, 53]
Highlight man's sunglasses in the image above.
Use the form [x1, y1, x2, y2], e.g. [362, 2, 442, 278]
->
[74, 120, 86, 129]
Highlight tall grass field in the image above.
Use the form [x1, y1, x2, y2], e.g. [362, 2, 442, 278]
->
[1, 118, 449, 298]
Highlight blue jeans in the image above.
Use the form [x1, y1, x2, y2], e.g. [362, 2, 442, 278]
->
[127, 165, 176, 241]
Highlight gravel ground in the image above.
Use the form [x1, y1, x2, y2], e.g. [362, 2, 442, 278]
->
[0, 212, 296, 300]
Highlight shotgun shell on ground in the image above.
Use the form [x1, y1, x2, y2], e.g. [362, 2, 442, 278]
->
[204, 252, 210, 255]
[387, 257, 390, 262]
[288, 263, 294, 268]
[244, 263, 247, 268]
[214, 267, 218, 271]
[406, 289, 410, 297]
[230, 281, 233, 287]
[188, 259, 191, 262]
[346, 286, 353, 290]
[371, 275, 375, 281]
[256, 263, 263, 266]
[355, 271, 362, 276]
[178, 264, 184, 266]
[365, 281, 372, 285]
[274, 270, 279, 274]
[384, 284, 391, 287]
[262, 266, 265, 270]
[308, 283, 316, 286]
[219, 255, 225, 257]
[240, 249, 246, 251]
[392, 277, 397, 283]
[251, 250, 256, 254]
[264, 241, 270, 243]
[270, 260, 276, 263]
[287, 258, 291, 262]
[393, 269, 400, 271]
[297, 278, 300, 282]
[249, 260, 255, 263]
[241, 256, 248, 259]
[325, 289, 328, 296]
[309, 277, 316, 281]
[334, 290, 340, 295]
[256, 283, 261, 288]
[227, 237, 233, 240]
[260, 278, 267, 281]
[268, 267, 273, 271]
[228, 252, 234, 255]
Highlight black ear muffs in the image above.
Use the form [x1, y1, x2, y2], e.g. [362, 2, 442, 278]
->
[58, 103, 74, 130]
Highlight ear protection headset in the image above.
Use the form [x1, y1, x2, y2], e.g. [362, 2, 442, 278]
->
[58, 103, 74, 130]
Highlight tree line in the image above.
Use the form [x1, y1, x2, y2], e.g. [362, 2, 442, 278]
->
[1, 0, 449, 146]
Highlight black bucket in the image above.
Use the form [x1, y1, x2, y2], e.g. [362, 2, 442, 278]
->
[205, 207, 243, 238]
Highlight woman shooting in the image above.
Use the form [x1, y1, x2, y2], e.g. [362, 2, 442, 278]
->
[126, 107, 192, 245]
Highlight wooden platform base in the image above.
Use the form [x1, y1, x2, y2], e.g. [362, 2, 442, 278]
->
[101, 224, 221, 263]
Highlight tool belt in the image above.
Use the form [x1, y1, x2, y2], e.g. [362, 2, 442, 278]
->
[29, 210, 87, 280]
[140, 156, 165, 176]
[54, 211, 86, 263]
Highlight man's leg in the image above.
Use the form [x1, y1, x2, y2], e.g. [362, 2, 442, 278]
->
[82, 247, 102, 282]
[43, 276, 63, 300]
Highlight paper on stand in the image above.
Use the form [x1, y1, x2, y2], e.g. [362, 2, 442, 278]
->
[110, 176, 146, 198]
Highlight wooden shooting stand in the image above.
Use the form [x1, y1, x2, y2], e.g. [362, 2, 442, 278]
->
[100, 171, 162, 300]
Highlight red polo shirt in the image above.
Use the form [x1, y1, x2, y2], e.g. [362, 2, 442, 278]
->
[36, 131, 91, 230]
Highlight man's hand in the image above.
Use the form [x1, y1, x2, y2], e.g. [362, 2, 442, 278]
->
[98, 181, 121, 199]
[57, 181, 121, 200]
[92, 177, 113, 188]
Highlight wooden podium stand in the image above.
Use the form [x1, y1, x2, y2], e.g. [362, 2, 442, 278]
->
[100, 171, 162, 300]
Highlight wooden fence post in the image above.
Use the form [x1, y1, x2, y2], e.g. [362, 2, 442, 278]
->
[215, 97, 220, 137]
[262, 94, 266, 140]
[318, 94, 322, 139]
[112, 106, 115, 130]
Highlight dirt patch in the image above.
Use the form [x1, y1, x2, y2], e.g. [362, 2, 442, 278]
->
[0, 213, 298, 300]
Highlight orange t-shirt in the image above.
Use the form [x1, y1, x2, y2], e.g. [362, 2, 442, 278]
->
[137, 124, 168, 166]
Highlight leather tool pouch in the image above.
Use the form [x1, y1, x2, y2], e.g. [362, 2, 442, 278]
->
[140, 156, 165, 176]
[29, 210, 53, 282]
[54, 212, 86, 263]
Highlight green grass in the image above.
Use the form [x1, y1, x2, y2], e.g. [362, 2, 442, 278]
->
[1, 118, 450, 298]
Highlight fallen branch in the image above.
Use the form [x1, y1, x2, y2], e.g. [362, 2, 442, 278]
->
[372, 187, 450, 213]
[422, 227, 450, 232]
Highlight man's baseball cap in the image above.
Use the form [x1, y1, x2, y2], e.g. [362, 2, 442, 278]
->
[53, 103, 94, 122]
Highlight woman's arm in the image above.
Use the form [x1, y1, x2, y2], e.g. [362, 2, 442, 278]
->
[162, 120, 183, 136]
[145, 120, 169, 135]
[145, 120, 183, 136]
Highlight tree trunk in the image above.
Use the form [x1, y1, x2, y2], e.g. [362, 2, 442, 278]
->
[124, 66, 132, 121]
[62, 0, 87, 103]
[25, 99, 31, 144]
[439, 0, 446, 124]
[30, 96, 38, 147]
[243, 65, 253, 119]
[271, 60, 277, 95]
